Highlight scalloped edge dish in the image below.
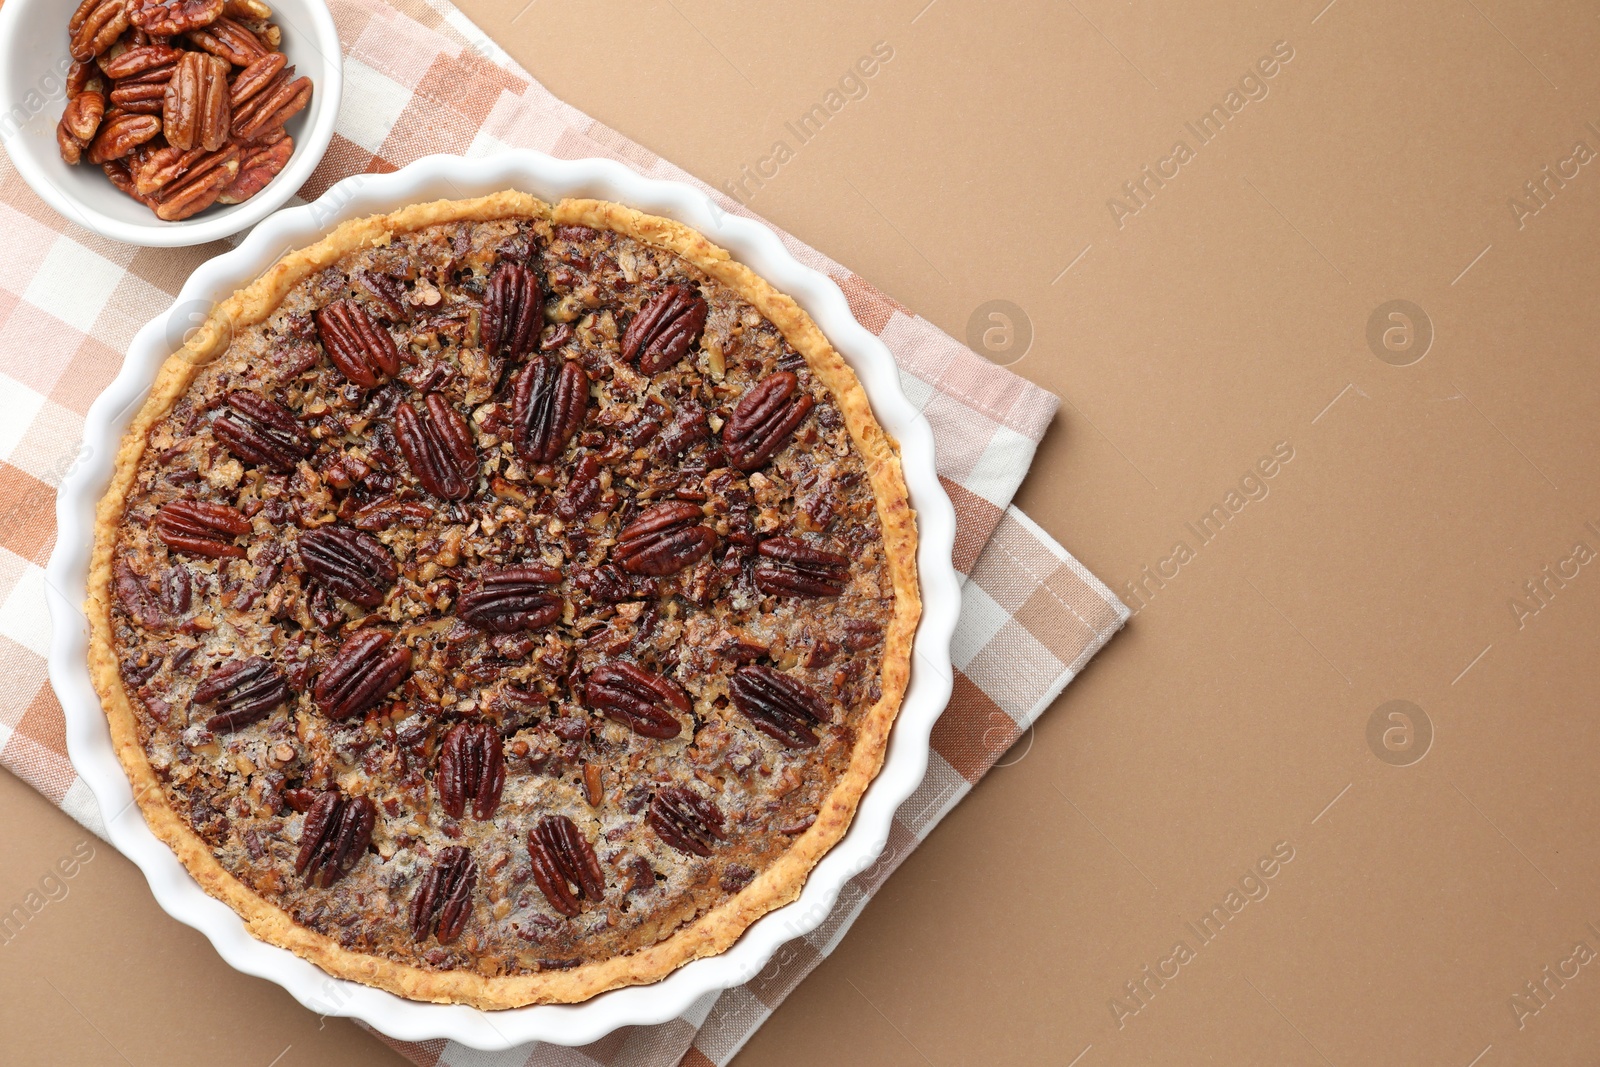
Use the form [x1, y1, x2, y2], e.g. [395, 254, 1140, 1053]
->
[46, 150, 959, 1050]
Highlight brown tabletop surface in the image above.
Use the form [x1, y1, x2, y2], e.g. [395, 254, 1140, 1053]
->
[7, 1, 1600, 1064]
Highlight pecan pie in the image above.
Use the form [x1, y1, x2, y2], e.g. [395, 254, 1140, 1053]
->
[86, 193, 919, 1007]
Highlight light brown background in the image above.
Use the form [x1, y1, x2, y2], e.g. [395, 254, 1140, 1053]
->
[5, 0, 1600, 1063]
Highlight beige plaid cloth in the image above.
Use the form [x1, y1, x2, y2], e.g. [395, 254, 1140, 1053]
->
[0, 0, 1126, 1062]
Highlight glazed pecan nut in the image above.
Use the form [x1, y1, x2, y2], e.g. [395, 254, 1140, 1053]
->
[528, 814, 606, 917]
[232, 66, 311, 143]
[409, 846, 477, 944]
[86, 112, 161, 165]
[612, 501, 717, 577]
[556, 453, 603, 521]
[294, 791, 376, 889]
[314, 299, 401, 387]
[108, 81, 167, 114]
[217, 135, 293, 204]
[621, 284, 709, 375]
[297, 526, 397, 608]
[152, 143, 240, 221]
[102, 159, 148, 202]
[730, 664, 827, 748]
[61, 91, 106, 145]
[134, 143, 202, 196]
[437, 722, 506, 821]
[229, 51, 286, 108]
[164, 51, 232, 152]
[185, 16, 268, 65]
[456, 564, 563, 633]
[482, 262, 542, 361]
[58, 124, 87, 166]
[753, 536, 849, 597]
[722, 371, 815, 472]
[312, 630, 411, 720]
[67, 59, 106, 99]
[99, 43, 182, 81]
[128, 0, 225, 36]
[69, 0, 131, 62]
[585, 661, 688, 739]
[510, 357, 588, 463]
[155, 499, 250, 558]
[395, 394, 478, 500]
[194, 656, 291, 732]
[212, 390, 312, 472]
[648, 788, 725, 857]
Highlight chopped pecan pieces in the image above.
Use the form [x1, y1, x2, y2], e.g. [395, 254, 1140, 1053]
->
[313, 630, 411, 721]
[722, 371, 815, 472]
[456, 565, 562, 633]
[612, 502, 717, 577]
[297, 526, 397, 608]
[315, 299, 401, 387]
[648, 788, 725, 857]
[585, 662, 688, 740]
[528, 815, 605, 917]
[395, 394, 478, 500]
[194, 656, 290, 732]
[354, 268, 411, 323]
[730, 665, 827, 748]
[155, 499, 249, 558]
[437, 722, 505, 821]
[754, 536, 849, 597]
[409, 846, 477, 944]
[510, 357, 588, 464]
[294, 790, 376, 889]
[164, 50, 232, 151]
[621, 284, 708, 375]
[481, 262, 542, 361]
[212, 390, 311, 472]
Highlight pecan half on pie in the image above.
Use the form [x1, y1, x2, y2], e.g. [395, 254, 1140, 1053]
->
[87, 193, 919, 1007]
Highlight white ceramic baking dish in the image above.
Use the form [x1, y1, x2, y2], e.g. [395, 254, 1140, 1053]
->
[44, 151, 959, 1049]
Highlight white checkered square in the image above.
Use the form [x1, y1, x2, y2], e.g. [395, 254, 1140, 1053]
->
[0, 560, 52, 659]
[340, 57, 414, 153]
[21, 237, 125, 334]
[0, 372, 47, 463]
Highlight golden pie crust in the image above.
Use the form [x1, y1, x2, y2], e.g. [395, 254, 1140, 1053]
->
[85, 192, 919, 1007]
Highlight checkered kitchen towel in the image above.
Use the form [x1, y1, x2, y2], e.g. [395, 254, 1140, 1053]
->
[0, 0, 1127, 1062]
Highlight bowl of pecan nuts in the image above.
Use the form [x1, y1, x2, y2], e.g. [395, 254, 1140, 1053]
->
[0, 0, 341, 247]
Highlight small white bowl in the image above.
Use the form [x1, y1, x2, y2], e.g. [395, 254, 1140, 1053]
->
[0, 0, 342, 247]
[46, 151, 961, 1049]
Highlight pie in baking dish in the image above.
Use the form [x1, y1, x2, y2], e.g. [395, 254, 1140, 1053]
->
[86, 192, 918, 1007]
